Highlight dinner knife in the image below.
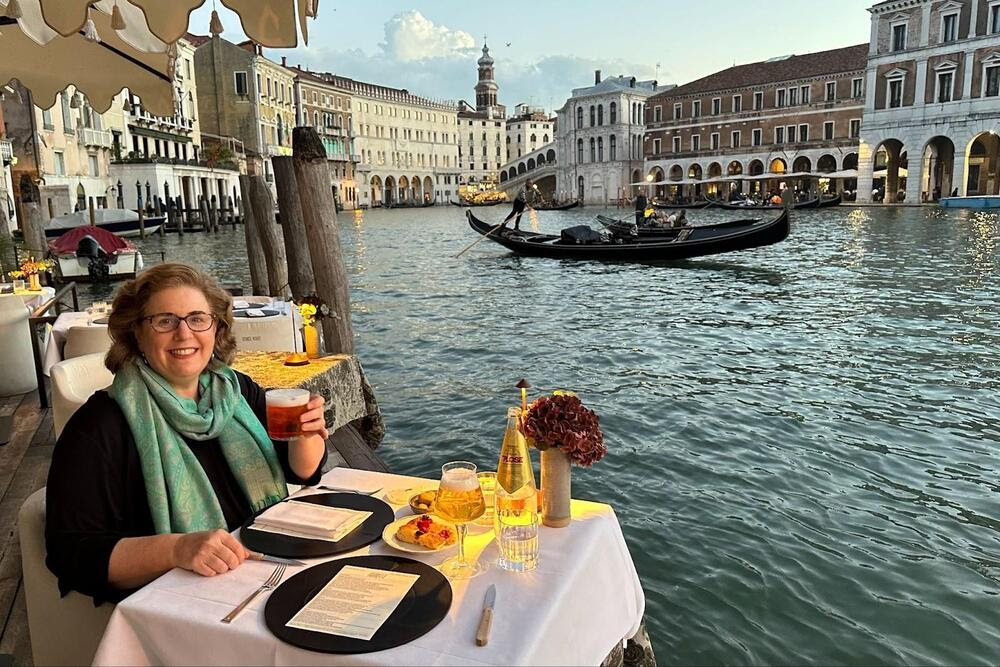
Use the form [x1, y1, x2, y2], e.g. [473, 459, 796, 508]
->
[475, 584, 496, 646]
[246, 551, 306, 567]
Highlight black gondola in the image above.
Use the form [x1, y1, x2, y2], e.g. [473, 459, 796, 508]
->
[451, 199, 505, 207]
[533, 200, 582, 211]
[651, 200, 712, 210]
[466, 209, 789, 261]
[816, 194, 842, 208]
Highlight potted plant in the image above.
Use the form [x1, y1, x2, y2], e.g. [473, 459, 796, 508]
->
[521, 390, 606, 527]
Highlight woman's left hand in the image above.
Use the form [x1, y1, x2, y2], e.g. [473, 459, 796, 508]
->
[298, 395, 329, 441]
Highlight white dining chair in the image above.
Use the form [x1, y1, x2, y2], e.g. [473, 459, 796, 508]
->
[231, 316, 299, 352]
[19, 488, 115, 667]
[0, 294, 38, 395]
[63, 325, 113, 360]
[51, 352, 114, 439]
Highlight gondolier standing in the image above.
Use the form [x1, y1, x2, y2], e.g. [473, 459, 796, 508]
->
[633, 190, 648, 225]
[503, 179, 538, 229]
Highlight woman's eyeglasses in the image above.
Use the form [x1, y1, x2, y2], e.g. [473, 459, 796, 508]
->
[142, 312, 216, 333]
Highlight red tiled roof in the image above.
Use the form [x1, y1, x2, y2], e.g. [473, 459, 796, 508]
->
[653, 44, 869, 100]
[185, 33, 211, 47]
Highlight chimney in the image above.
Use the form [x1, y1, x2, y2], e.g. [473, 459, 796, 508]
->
[629, 77, 636, 88]
[281, 56, 287, 66]
[652, 80, 658, 91]
[594, 70, 601, 85]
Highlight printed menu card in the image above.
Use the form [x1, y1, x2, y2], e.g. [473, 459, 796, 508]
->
[285, 566, 420, 640]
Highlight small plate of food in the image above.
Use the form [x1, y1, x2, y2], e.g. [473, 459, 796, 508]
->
[382, 514, 457, 553]
[408, 490, 437, 515]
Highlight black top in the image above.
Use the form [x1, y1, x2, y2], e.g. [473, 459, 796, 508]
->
[45, 371, 326, 605]
[634, 193, 647, 211]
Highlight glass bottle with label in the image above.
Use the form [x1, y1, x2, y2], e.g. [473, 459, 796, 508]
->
[495, 407, 539, 569]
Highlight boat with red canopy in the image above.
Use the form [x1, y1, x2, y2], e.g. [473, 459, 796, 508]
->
[48, 225, 143, 282]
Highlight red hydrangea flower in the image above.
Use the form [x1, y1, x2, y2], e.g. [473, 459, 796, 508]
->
[521, 393, 606, 467]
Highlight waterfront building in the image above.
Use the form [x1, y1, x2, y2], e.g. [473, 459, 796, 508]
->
[643, 45, 868, 201]
[457, 43, 507, 189]
[505, 103, 554, 162]
[857, 0, 1000, 203]
[288, 66, 359, 210]
[2, 82, 122, 222]
[192, 34, 296, 190]
[554, 71, 664, 204]
[0, 95, 14, 231]
[113, 38, 241, 215]
[320, 74, 460, 206]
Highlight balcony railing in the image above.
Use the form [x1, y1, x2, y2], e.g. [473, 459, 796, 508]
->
[0, 138, 12, 162]
[77, 128, 113, 149]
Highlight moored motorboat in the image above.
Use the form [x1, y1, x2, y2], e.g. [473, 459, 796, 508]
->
[938, 195, 1000, 209]
[44, 208, 164, 238]
[48, 225, 143, 282]
[466, 209, 789, 261]
[533, 200, 582, 211]
[451, 199, 505, 207]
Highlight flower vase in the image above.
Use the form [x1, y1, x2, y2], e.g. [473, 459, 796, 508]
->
[303, 323, 321, 358]
[27, 273, 40, 291]
[540, 448, 571, 527]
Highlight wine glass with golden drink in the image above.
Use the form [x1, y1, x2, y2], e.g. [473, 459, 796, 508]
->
[435, 461, 488, 579]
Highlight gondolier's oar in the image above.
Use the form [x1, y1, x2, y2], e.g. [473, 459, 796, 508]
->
[455, 219, 509, 258]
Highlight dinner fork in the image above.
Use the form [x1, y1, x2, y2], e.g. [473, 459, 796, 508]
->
[316, 484, 383, 495]
[221, 563, 286, 624]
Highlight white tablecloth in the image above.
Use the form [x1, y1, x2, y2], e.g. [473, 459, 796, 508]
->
[93, 468, 645, 666]
[42, 311, 101, 374]
[15, 286, 55, 310]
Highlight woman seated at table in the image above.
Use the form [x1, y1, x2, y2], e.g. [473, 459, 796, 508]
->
[45, 263, 329, 604]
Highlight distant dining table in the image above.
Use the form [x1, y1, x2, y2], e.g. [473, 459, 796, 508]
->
[14, 286, 55, 310]
[41, 310, 105, 374]
[92, 467, 645, 666]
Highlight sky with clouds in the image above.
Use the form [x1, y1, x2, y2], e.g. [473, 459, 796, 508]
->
[191, 1, 874, 113]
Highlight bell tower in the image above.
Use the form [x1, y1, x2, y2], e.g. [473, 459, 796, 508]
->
[474, 41, 501, 116]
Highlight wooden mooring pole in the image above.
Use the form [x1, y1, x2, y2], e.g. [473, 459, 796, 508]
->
[238, 175, 270, 296]
[272, 156, 316, 301]
[292, 127, 354, 354]
[245, 174, 289, 297]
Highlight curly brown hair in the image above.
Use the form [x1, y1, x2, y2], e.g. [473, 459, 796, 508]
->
[105, 263, 236, 373]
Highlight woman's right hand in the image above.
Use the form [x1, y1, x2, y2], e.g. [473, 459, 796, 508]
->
[172, 530, 249, 577]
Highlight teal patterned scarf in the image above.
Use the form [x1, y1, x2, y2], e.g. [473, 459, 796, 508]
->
[109, 359, 287, 534]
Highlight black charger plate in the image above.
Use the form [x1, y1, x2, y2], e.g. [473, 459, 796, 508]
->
[265, 555, 452, 654]
[232, 309, 280, 318]
[240, 493, 394, 558]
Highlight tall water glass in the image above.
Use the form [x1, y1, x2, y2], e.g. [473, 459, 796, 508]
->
[265, 388, 310, 440]
[435, 461, 487, 579]
[496, 507, 539, 572]
[474, 471, 497, 527]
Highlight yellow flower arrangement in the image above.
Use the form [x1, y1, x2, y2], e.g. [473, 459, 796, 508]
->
[18, 257, 54, 275]
[7, 270, 24, 279]
[298, 303, 318, 327]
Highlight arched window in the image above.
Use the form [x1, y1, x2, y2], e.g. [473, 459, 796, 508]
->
[589, 137, 596, 162]
[543, 134, 549, 142]
[313, 111, 319, 127]
[530, 134, 537, 146]
[589, 105, 596, 126]
[609, 135, 616, 161]
[577, 138, 584, 163]
[597, 104, 604, 126]
[610, 102, 617, 124]
[576, 106, 583, 128]
[597, 136, 604, 161]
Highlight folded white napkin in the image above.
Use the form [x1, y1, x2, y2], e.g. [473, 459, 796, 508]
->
[252, 501, 372, 541]
[246, 308, 266, 317]
[233, 300, 250, 309]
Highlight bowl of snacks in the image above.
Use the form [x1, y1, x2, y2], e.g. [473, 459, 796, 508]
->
[409, 490, 436, 515]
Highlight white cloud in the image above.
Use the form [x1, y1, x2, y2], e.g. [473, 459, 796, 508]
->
[381, 10, 476, 62]
[284, 12, 659, 113]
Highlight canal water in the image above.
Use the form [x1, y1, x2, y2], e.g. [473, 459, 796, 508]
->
[84, 204, 999, 665]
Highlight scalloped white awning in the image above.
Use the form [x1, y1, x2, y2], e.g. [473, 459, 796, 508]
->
[0, 0, 317, 116]
[33, 0, 314, 47]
